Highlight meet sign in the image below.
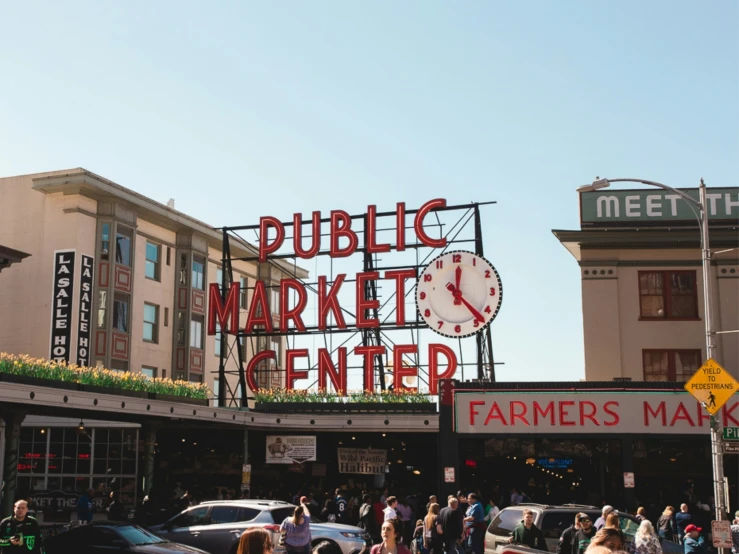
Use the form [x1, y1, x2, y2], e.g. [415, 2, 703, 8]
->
[455, 391, 739, 435]
[580, 188, 739, 227]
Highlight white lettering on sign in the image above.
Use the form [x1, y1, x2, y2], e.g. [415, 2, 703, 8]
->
[455, 392, 739, 435]
[597, 196, 619, 218]
[49, 250, 76, 363]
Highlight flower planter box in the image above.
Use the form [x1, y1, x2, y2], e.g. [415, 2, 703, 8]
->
[253, 402, 436, 414]
[148, 393, 210, 406]
[80, 385, 149, 399]
[0, 373, 80, 391]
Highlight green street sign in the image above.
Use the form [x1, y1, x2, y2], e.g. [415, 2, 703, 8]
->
[723, 427, 739, 441]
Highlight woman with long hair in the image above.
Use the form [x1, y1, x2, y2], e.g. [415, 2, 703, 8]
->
[634, 520, 662, 554]
[586, 528, 625, 552]
[635, 507, 647, 523]
[424, 504, 443, 554]
[238, 528, 274, 554]
[281, 503, 312, 554]
[371, 518, 412, 554]
[604, 513, 620, 530]
[657, 506, 675, 542]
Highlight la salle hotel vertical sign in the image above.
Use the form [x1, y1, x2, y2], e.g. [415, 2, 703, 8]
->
[50, 250, 76, 363]
[76, 255, 94, 366]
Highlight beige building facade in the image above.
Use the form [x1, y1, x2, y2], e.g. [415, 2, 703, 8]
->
[554, 186, 739, 381]
[0, 168, 307, 405]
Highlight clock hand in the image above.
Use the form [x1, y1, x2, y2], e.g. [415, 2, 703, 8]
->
[445, 283, 485, 322]
[454, 266, 462, 305]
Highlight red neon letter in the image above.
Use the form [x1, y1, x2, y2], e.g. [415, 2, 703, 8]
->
[393, 344, 417, 390]
[245, 350, 275, 392]
[428, 343, 457, 395]
[318, 274, 347, 330]
[286, 349, 309, 390]
[279, 279, 307, 332]
[259, 216, 285, 262]
[484, 402, 508, 425]
[510, 401, 530, 426]
[207, 282, 239, 335]
[414, 199, 447, 248]
[533, 401, 555, 425]
[396, 202, 406, 252]
[644, 401, 666, 427]
[245, 280, 273, 333]
[293, 211, 321, 259]
[318, 347, 347, 394]
[469, 400, 485, 426]
[330, 210, 358, 258]
[354, 345, 385, 392]
[603, 401, 620, 426]
[558, 401, 575, 426]
[670, 402, 695, 427]
[385, 269, 416, 326]
[579, 401, 599, 426]
[365, 205, 391, 254]
[723, 402, 739, 427]
[356, 272, 380, 328]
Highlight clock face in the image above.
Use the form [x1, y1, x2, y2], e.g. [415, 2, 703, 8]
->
[416, 250, 503, 338]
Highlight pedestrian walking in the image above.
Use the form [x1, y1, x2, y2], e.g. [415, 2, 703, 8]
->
[729, 512, 739, 554]
[76, 488, 94, 525]
[572, 513, 597, 554]
[635, 508, 647, 523]
[483, 499, 499, 524]
[280, 503, 312, 554]
[509, 508, 547, 551]
[556, 512, 583, 554]
[634, 520, 662, 554]
[682, 525, 706, 554]
[439, 497, 462, 554]
[463, 494, 485, 554]
[594, 506, 614, 531]
[358, 494, 380, 544]
[0, 500, 43, 554]
[657, 506, 676, 542]
[238, 528, 275, 554]
[675, 504, 692, 544]
[585, 528, 624, 553]
[397, 499, 414, 546]
[424, 504, 443, 554]
[106, 491, 126, 522]
[335, 490, 349, 524]
[384, 497, 399, 522]
[371, 519, 412, 554]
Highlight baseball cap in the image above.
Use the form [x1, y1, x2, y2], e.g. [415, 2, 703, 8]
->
[577, 513, 591, 522]
[685, 524, 702, 533]
[602, 505, 614, 515]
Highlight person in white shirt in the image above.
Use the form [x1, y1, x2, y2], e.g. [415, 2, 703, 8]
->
[484, 499, 500, 523]
[384, 496, 399, 521]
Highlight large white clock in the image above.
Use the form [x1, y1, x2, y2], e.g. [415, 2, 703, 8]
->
[416, 250, 503, 338]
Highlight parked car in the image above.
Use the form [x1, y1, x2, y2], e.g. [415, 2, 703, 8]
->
[149, 500, 372, 554]
[484, 503, 682, 554]
[44, 521, 209, 554]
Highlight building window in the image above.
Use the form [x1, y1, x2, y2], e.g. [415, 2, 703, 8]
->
[97, 291, 107, 328]
[189, 373, 203, 383]
[113, 294, 129, 333]
[190, 316, 204, 349]
[192, 256, 205, 290]
[177, 312, 186, 345]
[639, 271, 698, 319]
[272, 338, 281, 369]
[115, 226, 133, 267]
[643, 350, 701, 381]
[215, 323, 222, 356]
[101, 223, 110, 261]
[240, 277, 249, 309]
[143, 303, 159, 343]
[145, 242, 160, 280]
[270, 284, 280, 313]
[110, 359, 128, 372]
[213, 378, 220, 407]
[179, 253, 188, 285]
[142, 366, 157, 378]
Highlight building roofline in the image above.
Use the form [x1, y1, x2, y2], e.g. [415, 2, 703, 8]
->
[0, 244, 31, 273]
[23, 168, 308, 279]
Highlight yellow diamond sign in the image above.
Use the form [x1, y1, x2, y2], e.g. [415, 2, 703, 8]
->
[684, 358, 739, 415]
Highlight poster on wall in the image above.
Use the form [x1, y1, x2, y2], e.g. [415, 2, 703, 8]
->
[50, 250, 76, 363]
[266, 436, 317, 464]
[337, 448, 387, 474]
[76, 255, 94, 366]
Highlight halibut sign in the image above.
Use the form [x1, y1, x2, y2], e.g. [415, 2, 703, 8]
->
[684, 359, 739, 416]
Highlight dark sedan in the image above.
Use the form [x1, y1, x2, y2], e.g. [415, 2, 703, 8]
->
[45, 522, 210, 554]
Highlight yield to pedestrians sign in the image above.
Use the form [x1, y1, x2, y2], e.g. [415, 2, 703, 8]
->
[685, 359, 739, 415]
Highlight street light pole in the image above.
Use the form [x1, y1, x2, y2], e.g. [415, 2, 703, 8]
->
[578, 177, 727, 525]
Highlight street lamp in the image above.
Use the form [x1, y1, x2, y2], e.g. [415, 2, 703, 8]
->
[577, 177, 726, 523]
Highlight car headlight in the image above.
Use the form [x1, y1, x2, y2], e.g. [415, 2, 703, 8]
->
[341, 532, 363, 538]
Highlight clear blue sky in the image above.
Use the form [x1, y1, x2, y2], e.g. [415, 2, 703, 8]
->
[1, 1, 736, 383]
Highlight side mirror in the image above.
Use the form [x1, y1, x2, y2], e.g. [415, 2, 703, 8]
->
[112, 539, 127, 549]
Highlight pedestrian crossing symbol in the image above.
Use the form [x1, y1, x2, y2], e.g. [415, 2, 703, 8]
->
[685, 358, 739, 415]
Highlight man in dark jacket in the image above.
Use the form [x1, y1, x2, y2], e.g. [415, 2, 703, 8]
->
[439, 497, 463, 554]
[0, 499, 43, 554]
[572, 514, 596, 554]
[556, 513, 584, 554]
[675, 504, 692, 544]
[509, 509, 547, 551]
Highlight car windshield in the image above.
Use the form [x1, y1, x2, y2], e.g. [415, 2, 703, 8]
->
[116, 525, 167, 545]
[489, 509, 525, 535]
